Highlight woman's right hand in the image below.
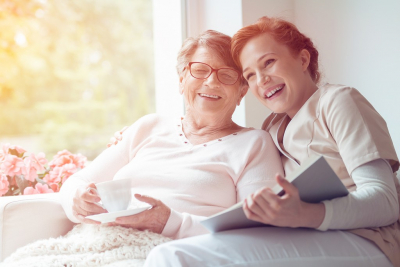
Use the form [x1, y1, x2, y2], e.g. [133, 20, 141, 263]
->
[107, 126, 128, 147]
[72, 183, 107, 224]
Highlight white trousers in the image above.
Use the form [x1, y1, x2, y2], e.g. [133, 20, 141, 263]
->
[143, 227, 393, 267]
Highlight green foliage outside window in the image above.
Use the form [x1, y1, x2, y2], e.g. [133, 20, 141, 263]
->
[0, 0, 155, 160]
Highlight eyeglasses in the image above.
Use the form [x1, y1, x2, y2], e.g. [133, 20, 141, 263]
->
[187, 62, 240, 85]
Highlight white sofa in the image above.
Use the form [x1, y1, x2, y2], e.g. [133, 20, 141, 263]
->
[1, 172, 400, 263]
[0, 193, 75, 262]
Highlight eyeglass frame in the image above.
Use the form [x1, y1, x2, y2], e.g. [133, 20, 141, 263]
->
[185, 62, 241, 85]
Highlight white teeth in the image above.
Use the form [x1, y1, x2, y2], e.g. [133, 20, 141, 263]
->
[266, 85, 283, 98]
[200, 93, 219, 99]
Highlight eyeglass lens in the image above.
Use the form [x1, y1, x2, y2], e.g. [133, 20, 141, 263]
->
[190, 62, 239, 85]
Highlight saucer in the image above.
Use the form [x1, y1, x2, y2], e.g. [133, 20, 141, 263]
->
[86, 204, 152, 223]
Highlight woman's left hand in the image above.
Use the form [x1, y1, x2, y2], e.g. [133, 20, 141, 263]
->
[113, 194, 171, 234]
[243, 174, 324, 228]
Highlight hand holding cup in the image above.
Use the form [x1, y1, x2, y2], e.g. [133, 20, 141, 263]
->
[90, 179, 132, 213]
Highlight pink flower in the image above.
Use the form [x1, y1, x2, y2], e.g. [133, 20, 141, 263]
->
[23, 186, 39, 195]
[1, 143, 26, 157]
[49, 182, 59, 192]
[0, 151, 6, 162]
[0, 143, 11, 161]
[61, 163, 77, 183]
[30, 152, 47, 173]
[42, 174, 50, 183]
[45, 163, 78, 185]
[45, 167, 63, 184]
[49, 150, 86, 169]
[23, 153, 48, 182]
[0, 173, 9, 196]
[1, 143, 10, 153]
[24, 165, 38, 182]
[24, 158, 38, 182]
[0, 154, 26, 177]
[36, 183, 54, 194]
[0, 145, 86, 196]
[9, 144, 26, 155]
[72, 153, 87, 169]
[23, 183, 54, 195]
[48, 150, 72, 168]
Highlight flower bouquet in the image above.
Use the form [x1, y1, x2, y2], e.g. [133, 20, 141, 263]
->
[0, 143, 86, 196]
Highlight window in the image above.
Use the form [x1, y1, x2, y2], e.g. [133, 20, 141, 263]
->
[0, 0, 154, 160]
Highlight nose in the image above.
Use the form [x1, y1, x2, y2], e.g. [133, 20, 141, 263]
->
[257, 73, 270, 88]
[204, 71, 220, 88]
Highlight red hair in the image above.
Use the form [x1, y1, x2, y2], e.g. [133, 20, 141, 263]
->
[231, 17, 321, 84]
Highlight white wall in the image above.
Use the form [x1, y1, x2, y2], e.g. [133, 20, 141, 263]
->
[293, 0, 400, 156]
[152, 0, 185, 117]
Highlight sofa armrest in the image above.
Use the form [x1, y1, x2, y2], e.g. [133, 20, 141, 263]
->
[0, 193, 76, 262]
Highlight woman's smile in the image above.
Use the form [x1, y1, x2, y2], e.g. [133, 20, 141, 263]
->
[198, 93, 221, 100]
[264, 84, 285, 99]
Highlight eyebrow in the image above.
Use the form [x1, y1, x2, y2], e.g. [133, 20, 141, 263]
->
[243, 53, 275, 73]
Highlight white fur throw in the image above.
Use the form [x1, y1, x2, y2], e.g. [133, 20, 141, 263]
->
[1, 224, 172, 267]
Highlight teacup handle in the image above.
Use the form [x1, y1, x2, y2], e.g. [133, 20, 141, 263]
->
[86, 187, 105, 209]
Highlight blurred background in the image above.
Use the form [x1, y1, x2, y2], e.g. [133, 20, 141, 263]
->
[0, 0, 154, 160]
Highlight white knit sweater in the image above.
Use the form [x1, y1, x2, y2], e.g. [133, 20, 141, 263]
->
[60, 114, 284, 239]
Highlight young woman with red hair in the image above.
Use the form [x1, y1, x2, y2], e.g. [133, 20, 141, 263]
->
[144, 17, 399, 267]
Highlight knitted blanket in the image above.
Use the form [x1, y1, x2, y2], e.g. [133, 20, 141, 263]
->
[1, 224, 172, 267]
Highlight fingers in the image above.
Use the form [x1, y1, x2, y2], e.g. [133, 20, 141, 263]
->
[107, 126, 128, 147]
[275, 174, 298, 197]
[134, 194, 158, 206]
[114, 196, 170, 234]
[243, 175, 303, 227]
[116, 211, 146, 225]
[245, 188, 278, 220]
[107, 137, 117, 148]
[243, 199, 264, 223]
[81, 183, 101, 202]
[114, 131, 123, 139]
[72, 184, 107, 219]
[245, 189, 267, 216]
[258, 187, 281, 211]
[115, 194, 156, 224]
[107, 135, 120, 147]
[73, 198, 106, 215]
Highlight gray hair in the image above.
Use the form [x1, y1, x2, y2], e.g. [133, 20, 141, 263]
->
[176, 30, 244, 86]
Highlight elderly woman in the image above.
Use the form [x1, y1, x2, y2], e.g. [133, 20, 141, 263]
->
[60, 30, 283, 240]
[143, 17, 400, 267]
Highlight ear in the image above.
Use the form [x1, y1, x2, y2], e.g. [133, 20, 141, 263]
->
[237, 84, 249, 106]
[179, 75, 185, 95]
[299, 49, 311, 72]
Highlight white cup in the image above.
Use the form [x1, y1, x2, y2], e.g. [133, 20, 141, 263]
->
[92, 179, 132, 212]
